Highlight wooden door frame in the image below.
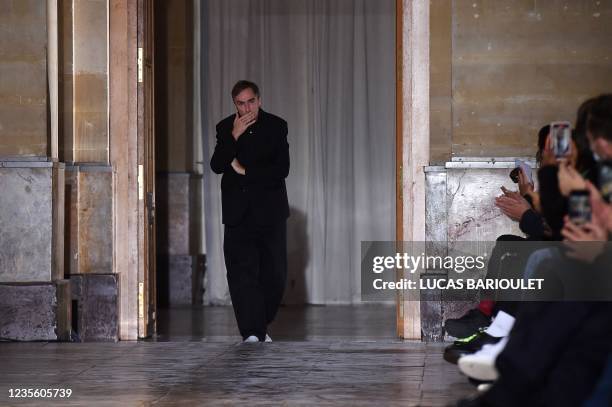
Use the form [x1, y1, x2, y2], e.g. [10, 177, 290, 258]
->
[110, 0, 156, 340]
[136, 0, 156, 338]
[110, 0, 140, 340]
[110, 0, 429, 341]
[395, 0, 430, 340]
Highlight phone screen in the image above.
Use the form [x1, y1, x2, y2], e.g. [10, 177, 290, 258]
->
[550, 121, 572, 158]
[568, 190, 591, 225]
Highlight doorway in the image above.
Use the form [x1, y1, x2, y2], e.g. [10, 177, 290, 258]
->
[149, 0, 401, 341]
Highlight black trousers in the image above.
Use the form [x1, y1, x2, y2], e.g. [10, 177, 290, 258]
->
[484, 234, 530, 317]
[482, 301, 612, 407]
[223, 219, 287, 341]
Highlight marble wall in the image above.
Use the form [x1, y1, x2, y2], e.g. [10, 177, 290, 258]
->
[422, 161, 526, 341]
[0, 162, 65, 283]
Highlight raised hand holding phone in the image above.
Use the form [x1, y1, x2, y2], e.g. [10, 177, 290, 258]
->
[558, 162, 587, 197]
[516, 162, 534, 196]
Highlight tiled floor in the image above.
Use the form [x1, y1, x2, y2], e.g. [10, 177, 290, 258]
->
[0, 305, 475, 406]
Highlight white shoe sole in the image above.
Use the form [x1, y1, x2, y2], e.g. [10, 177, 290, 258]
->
[458, 357, 499, 381]
[477, 383, 492, 393]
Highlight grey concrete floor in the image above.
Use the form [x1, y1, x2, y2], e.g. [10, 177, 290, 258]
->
[0, 305, 475, 406]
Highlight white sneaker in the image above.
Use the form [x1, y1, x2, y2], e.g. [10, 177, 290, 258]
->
[265, 334, 272, 343]
[485, 311, 515, 338]
[477, 383, 492, 393]
[458, 337, 509, 381]
[243, 335, 259, 343]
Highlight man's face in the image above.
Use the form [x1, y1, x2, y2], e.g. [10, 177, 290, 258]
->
[588, 131, 612, 160]
[233, 88, 261, 118]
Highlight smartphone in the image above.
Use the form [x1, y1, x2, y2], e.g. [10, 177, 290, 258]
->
[568, 190, 591, 225]
[509, 167, 520, 183]
[510, 159, 533, 184]
[598, 160, 612, 203]
[550, 121, 572, 158]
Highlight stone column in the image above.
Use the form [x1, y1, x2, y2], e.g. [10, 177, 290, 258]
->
[398, 0, 430, 340]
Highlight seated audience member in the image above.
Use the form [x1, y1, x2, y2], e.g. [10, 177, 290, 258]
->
[444, 97, 599, 359]
[443, 126, 549, 343]
[455, 94, 612, 407]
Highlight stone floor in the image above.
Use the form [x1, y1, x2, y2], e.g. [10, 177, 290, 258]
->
[0, 305, 475, 406]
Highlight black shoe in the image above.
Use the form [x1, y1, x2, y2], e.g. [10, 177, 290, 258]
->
[443, 330, 501, 365]
[444, 308, 491, 338]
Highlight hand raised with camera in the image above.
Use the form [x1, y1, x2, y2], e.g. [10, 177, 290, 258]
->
[541, 135, 558, 166]
[586, 181, 612, 232]
[232, 112, 257, 140]
[558, 162, 587, 197]
[562, 214, 607, 242]
[562, 214, 607, 263]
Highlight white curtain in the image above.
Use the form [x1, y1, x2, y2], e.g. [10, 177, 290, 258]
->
[201, 0, 395, 305]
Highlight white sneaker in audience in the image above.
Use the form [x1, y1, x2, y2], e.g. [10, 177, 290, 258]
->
[265, 334, 272, 343]
[458, 336, 509, 381]
[484, 311, 515, 338]
[243, 335, 259, 343]
[477, 383, 492, 393]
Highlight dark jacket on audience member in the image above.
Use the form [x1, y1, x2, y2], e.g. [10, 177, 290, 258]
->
[519, 209, 546, 240]
[537, 164, 599, 241]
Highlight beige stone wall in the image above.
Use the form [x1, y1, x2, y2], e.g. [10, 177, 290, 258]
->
[155, 0, 195, 173]
[430, 0, 452, 163]
[0, 0, 48, 157]
[73, 0, 109, 163]
[431, 0, 612, 162]
[59, 0, 74, 162]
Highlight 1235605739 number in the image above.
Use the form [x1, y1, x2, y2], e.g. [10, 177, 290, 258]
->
[8, 388, 72, 398]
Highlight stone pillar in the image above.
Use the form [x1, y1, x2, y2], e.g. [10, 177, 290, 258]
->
[70, 274, 119, 341]
[0, 161, 70, 341]
[0, 281, 71, 341]
[0, 162, 65, 282]
[64, 164, 118, 341]
[156, 173, 204, 306]
[398, 0, 430, 340]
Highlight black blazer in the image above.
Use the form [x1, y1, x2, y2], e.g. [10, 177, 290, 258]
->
[210, 109, 290, 226]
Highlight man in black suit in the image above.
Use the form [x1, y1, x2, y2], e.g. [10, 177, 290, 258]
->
[210, 80, 289, 343]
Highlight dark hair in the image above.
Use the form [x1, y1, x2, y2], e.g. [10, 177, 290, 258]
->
[536, 125, 550, 165]
[573, 97, 597, 174]
[575, 97, 596, 138]
[587, 94, 612, 142]
[231, 80, 260, 100]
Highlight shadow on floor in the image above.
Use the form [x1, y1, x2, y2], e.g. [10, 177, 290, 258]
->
[154, 304, 397, 342]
